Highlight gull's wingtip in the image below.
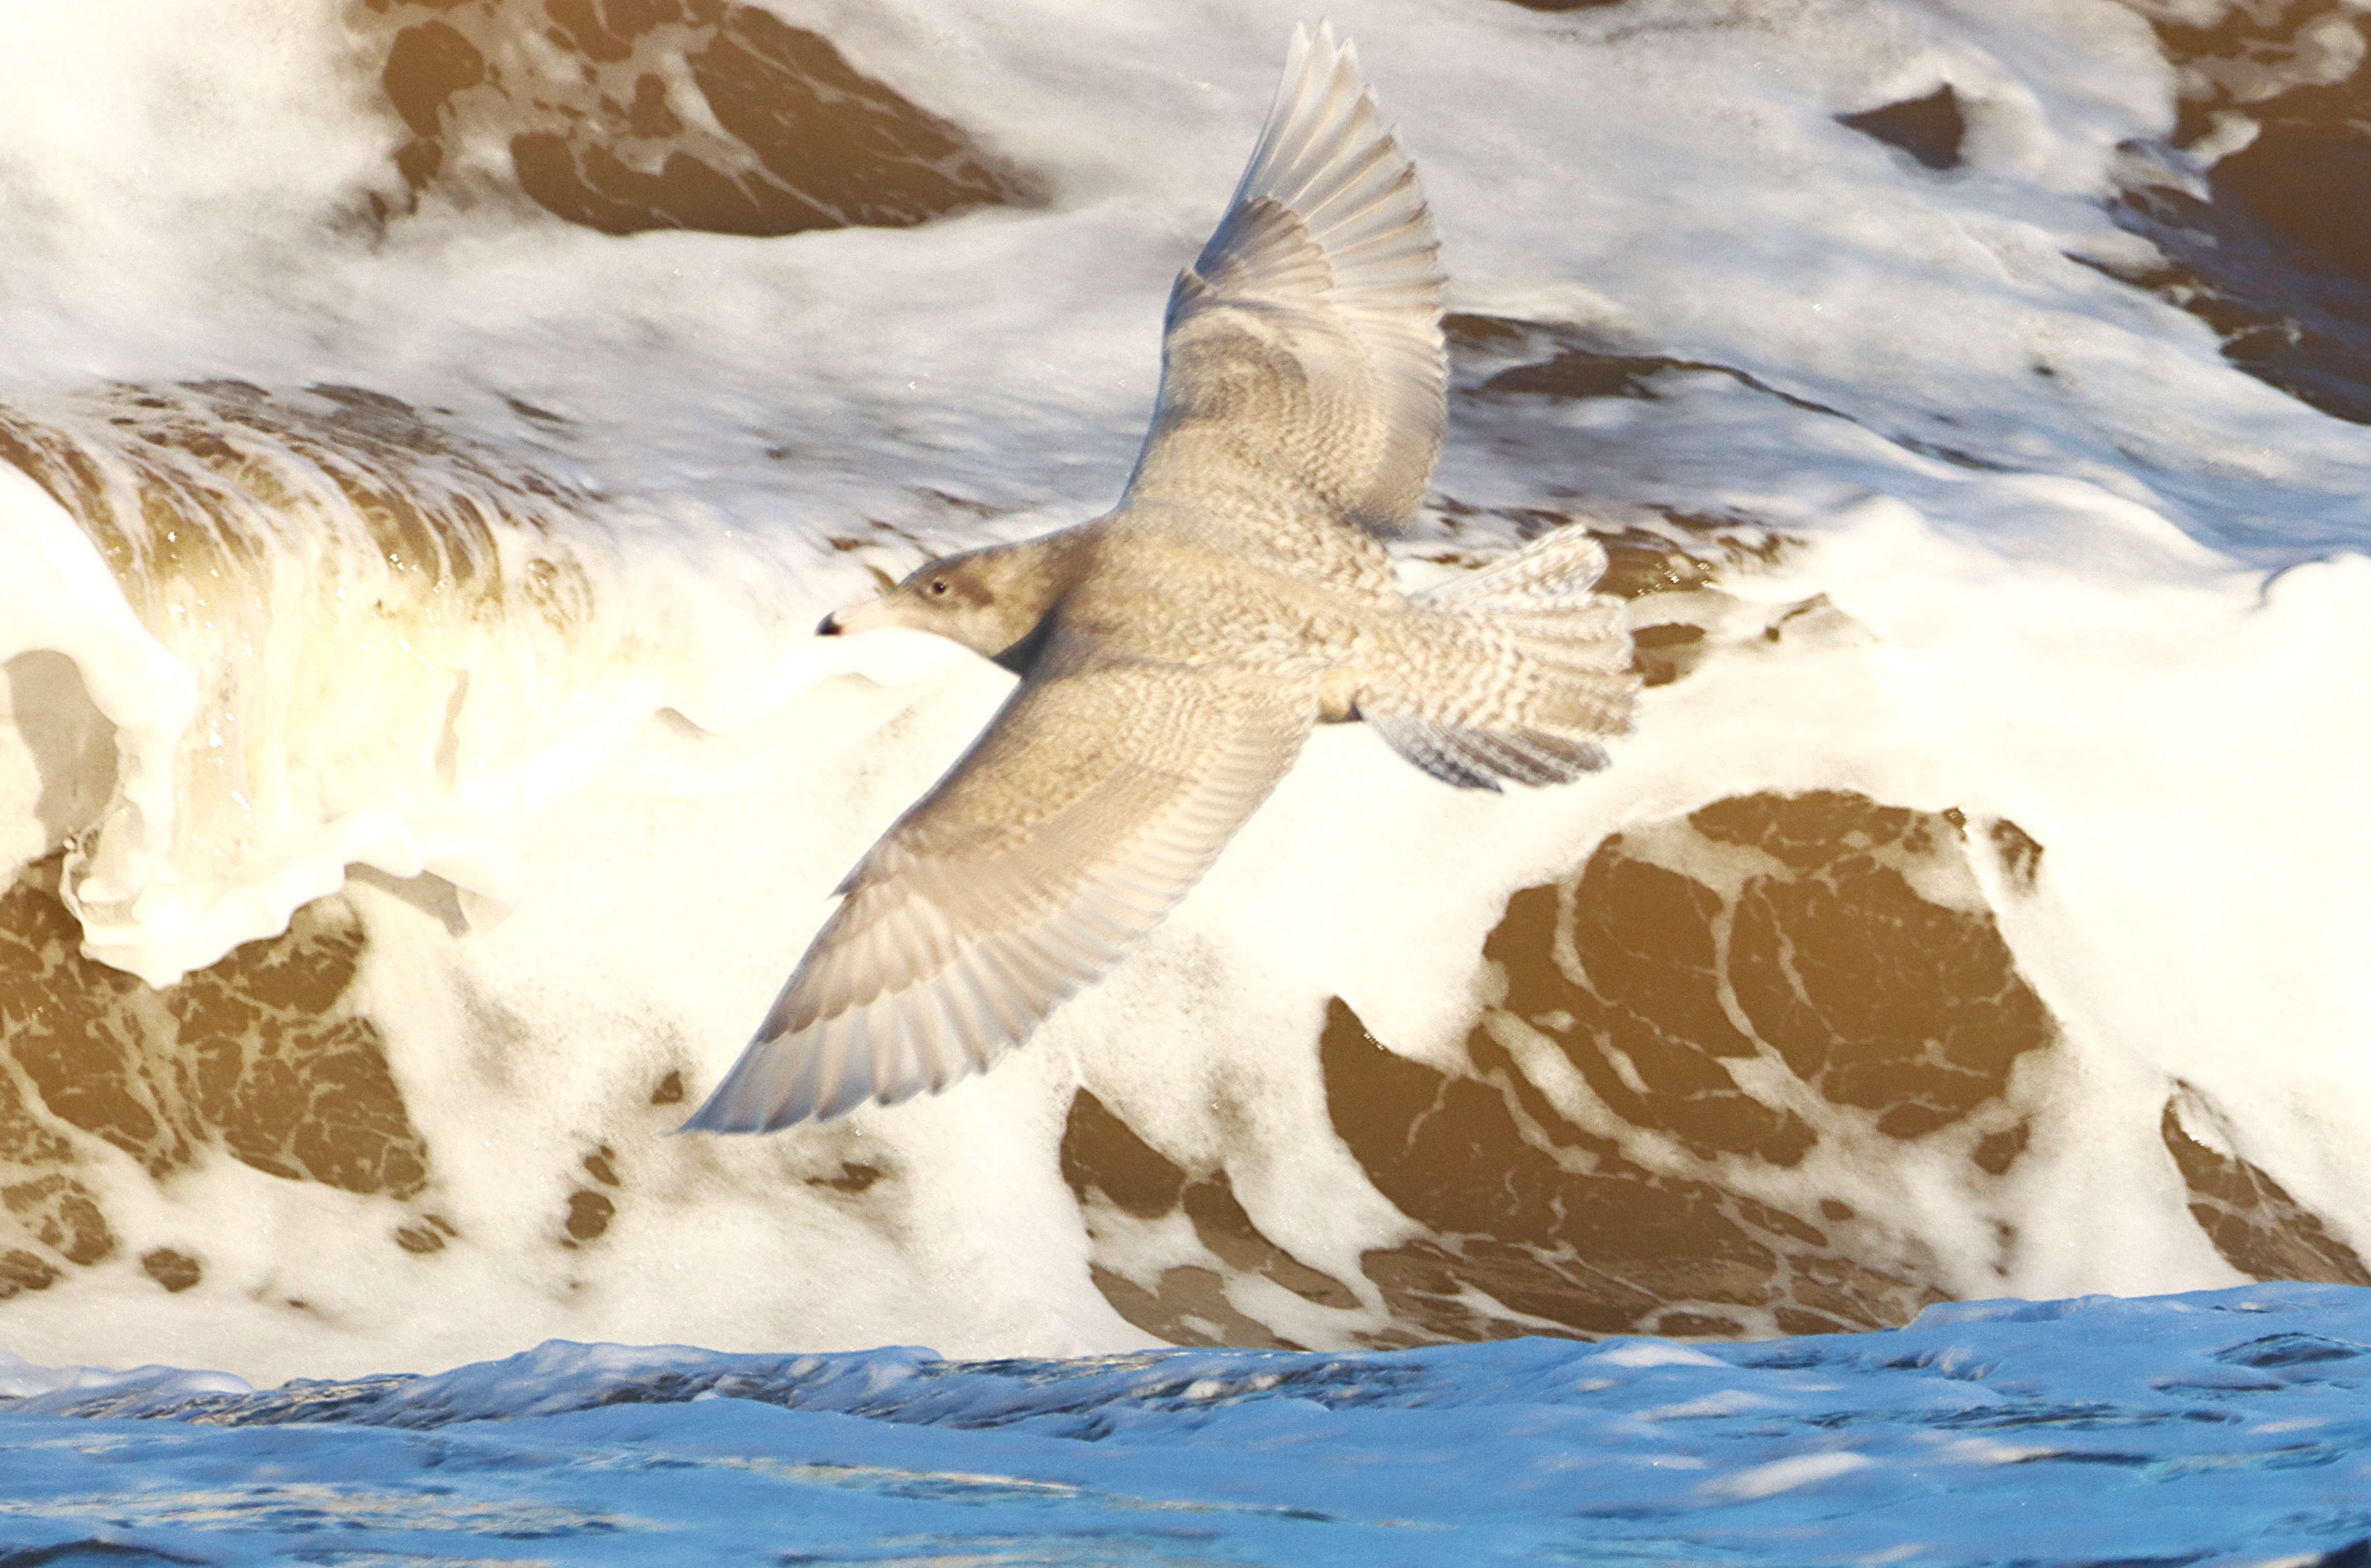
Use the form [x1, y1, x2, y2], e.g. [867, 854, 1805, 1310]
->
[676, 988, 957, 1134]
[675, 1032, 834, 1135]
[1284, 19, 1359, 93]
[1294, 18, 1346, 58]
[1268, 19, 1364, 126]
[673, 1085, 780, 1136]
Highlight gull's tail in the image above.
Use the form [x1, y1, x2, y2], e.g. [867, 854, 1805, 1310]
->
[1363, 528, 1638, 790]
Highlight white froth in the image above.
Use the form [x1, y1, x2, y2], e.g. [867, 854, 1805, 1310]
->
[0, 0, 2366, 1377]
[0, 465, 196, 915]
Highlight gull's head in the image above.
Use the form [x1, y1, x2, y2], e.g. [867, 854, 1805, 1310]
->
[816, 543, 1068, 665]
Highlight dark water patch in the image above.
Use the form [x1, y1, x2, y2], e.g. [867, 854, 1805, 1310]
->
[392, 1215, 456, 1255]
[2213, 1333, 2371, 1368]
[2101, 5, 2371, 423]
[1443, 310, 2047, 490]
[358, 0, 1025, 236]
[1473, 344, 1848, 421]
[1629, 623, 1705, 687]
[1326, 1001, 1828, 1340]
[1933, 1403, 2177, 1433]
[769, 1525, 1248, 1562]
[1889, 435, 2010, 471]
[1338, 1067, 1823, 1338]
[2161, 1086, 2370, 1287]
[1838, 84, 1966, 171]
[1806, 1400, 2245, 1436]
[0, 1250, 61, 1301]
[0, 1544, 208, 1567]
[2095, 187, 2371, 426]
[140, 1248, 203, 1293]
[1736, 1346, 1830, 1370]
[1057, 791, 2070, 1346]
[1060, 1090, 1358, 1350]
[560, 1189, 614, 1245]
[1483, 351, 1674, 401]
[162, 899, 428, 1198]
[808, 1160, 884, 1196]
[1444, 312, 1845, 420]
[557, 1146, 624, 1246]
[1588, 793, 2053, 1143]
[1061, 1090, 1184, 1221]
[1990, 819, 2044, 892]
[1973, 1121, 2032, 1176]
[0, 866, 443, 1303]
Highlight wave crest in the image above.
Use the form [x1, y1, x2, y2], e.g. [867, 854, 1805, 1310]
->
[0, 382, 647, 984]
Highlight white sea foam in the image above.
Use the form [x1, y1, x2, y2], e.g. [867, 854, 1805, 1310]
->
[0, 0, 2366, 1379]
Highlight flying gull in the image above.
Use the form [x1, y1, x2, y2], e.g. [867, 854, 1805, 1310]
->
[684, 24, 1638, 1131]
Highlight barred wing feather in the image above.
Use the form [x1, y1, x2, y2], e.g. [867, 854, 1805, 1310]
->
[1124, 22, 1446, 549]
[681, 641, 1315, 1130]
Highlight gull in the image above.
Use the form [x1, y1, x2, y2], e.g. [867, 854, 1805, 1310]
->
[684, 23, 1637, 1131]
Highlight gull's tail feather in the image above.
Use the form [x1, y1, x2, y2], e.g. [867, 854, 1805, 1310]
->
[1365, 528, 1638, 791]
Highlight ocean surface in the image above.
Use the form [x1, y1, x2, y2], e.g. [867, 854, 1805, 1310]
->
[3, 0, 2371, 1557]
[4, 1284, 2371, 1564]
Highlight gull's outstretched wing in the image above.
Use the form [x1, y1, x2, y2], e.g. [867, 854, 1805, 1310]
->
[1124, 23, 1445, 560]
[682, 635, 1316, 1131]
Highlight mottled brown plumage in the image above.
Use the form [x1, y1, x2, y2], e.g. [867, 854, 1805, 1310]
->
[684, 25, 1638, 1131]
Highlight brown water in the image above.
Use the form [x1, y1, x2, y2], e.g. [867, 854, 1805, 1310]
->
[1062, 785, 2368, 1347]
[362, 0, 1024, 236]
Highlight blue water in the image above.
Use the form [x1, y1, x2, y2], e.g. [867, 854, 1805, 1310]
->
[4, 1285, 2368, 1564]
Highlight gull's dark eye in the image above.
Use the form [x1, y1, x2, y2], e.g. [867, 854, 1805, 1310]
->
[928, 579, 950, 597]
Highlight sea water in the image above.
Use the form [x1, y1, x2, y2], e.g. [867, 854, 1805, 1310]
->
[1, 0, 2368, 1415]
[2, 1283, 2368, 1564]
